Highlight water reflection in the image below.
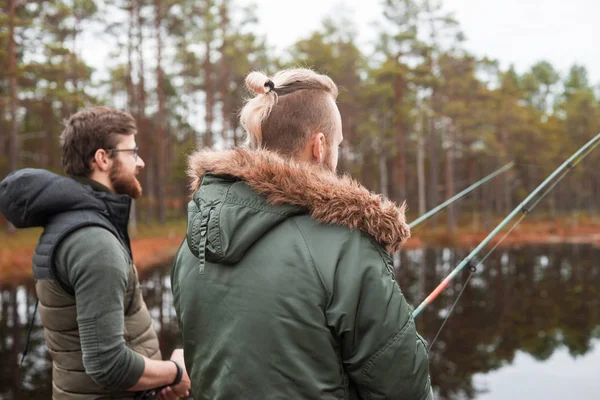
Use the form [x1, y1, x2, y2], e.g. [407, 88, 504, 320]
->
[0, 244, 598, 399]
[397, 244, 600, 399]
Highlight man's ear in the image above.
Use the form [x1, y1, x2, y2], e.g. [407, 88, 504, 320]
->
[311, 132, 326, 163]
[92, 149, 112, 172]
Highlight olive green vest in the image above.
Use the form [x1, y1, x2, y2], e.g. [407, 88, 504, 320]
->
[36, 262, 161, 400]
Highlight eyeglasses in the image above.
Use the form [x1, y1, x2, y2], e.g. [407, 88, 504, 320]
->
[107, 147, 139, 161]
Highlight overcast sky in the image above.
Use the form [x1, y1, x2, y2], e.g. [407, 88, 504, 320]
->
[252, 0, 599, 83]
[77, 0, 598, 86]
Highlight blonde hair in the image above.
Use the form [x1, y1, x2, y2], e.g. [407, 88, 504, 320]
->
[239, 68, 339, 156]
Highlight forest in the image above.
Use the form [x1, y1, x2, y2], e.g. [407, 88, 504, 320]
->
[1, 0, 599, 234]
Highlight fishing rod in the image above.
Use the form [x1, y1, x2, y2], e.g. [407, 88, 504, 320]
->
[412, 132, 600, 319]
[409, 162, 514, 229]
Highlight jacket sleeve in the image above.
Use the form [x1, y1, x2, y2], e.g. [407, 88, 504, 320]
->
[325, 237, 433, 400]
[55, 226, 145, 390]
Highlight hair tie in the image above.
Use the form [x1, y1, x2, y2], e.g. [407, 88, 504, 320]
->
[265, 79, 275, 94]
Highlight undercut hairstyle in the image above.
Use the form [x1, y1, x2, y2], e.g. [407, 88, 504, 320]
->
[239, 68, 339, 157]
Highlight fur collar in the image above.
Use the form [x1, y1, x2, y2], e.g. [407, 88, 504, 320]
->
[187, 148, 410, 253]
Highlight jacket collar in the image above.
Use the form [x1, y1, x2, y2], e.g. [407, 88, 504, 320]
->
[72, 176, 112, 194]
[187, 148, 410, 253]
[73, 175, 131, 235]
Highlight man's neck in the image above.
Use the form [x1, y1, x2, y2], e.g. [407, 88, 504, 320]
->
[86, 172, 114, 193]
[73, 175, 113, 194]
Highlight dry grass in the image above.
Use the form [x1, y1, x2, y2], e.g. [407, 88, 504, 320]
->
[0, 221, 186, 287]
[3, 215, 600, 286]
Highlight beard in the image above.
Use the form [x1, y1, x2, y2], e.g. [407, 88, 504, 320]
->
[110, 159, 143, 199]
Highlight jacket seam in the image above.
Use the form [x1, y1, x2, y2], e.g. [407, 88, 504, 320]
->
[124, 262, 137, 315]
[213, 183, 234, 260]
[370, 238, 395, 277]
[225, 197, 296, 216]
[358, 315, 415, 386]
[291, 219, 330, 302]
[181, 238, 201, 286]
[225, 182, 300, 216]
[188, 214, 202, 258]
[185, 235, 200, 261]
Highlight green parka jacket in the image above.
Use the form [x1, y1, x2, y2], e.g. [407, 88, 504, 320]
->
[171, 148, 433, 400]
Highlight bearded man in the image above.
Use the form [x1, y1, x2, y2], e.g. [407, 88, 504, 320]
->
[0, 106, 190, 399]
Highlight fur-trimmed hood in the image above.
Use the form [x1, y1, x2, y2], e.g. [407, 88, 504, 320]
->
[187, 148, 410, 253]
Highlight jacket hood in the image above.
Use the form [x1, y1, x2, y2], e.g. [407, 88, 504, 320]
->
[0, 169, 128, 228]
[186, 148, 410, 258]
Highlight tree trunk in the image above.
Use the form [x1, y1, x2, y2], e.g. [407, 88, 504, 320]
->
[127, 0, 136, 114]
[71, 10, 81, 116]
[445, 121, 456, 232]
[127, 0, 138, 234]
[7, 0, 19, 234]
[379, 152, 389, 198]
[8, 0, 19, 172]
[549, 189, 557, 219]
[501, 128, 511, 213]
[393, 72, 406, 202]
[136, 0, 154, 222]
[155, 0, 166, 224]
[482, 158, 492, 230]
[204, 3, 215, 148]
[204, 43, 214, 147]
[417, 110, 427, 216]
[231, 113, 240, 147]
[219, 0, 230, 146]
[469, 156, 479, 231]
[428, 112, 439, 214]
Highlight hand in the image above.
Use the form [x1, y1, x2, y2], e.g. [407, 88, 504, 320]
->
[159, 349, 191, 399]
[158, 385, 187, 400]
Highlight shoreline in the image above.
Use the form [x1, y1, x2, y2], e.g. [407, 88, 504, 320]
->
[2, 220, 599, 287]
[0, 235, 185, 288]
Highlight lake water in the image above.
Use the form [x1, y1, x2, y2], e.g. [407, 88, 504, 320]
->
[1, 243, 599, 399]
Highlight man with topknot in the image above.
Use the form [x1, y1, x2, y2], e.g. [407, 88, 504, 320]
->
[171, 68, 434, 399]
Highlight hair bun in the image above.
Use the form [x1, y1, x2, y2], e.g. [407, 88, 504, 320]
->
[246, 71, 272, 95]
